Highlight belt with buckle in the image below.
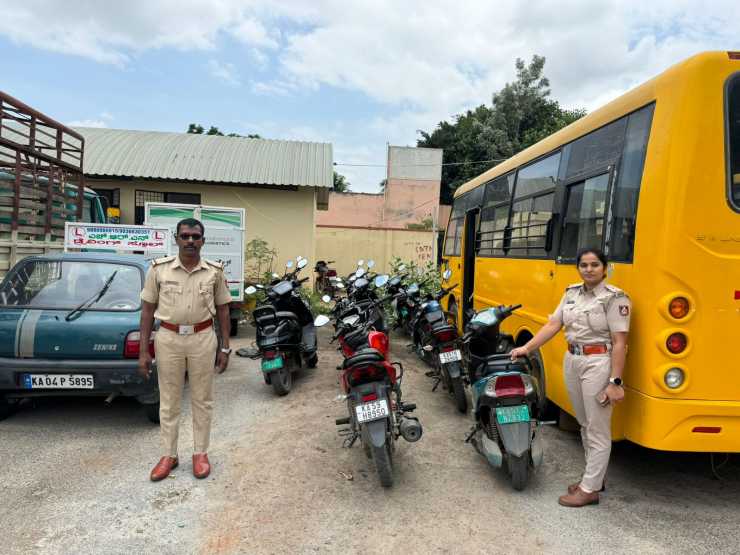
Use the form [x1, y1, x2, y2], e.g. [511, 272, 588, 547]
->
[160, 319, 213, 335]
[568, 343, 610, 356]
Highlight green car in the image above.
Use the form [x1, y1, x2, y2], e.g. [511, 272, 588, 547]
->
[0, 253, 160, 422]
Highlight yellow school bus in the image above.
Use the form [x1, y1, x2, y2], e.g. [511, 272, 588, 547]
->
[441, 51, 740, 452]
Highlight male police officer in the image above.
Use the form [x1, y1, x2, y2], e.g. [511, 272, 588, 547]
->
[138, 218, 232, 481]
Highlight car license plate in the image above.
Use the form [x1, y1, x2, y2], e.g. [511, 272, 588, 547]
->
[495, 405, 530, 424]
[355, 399, 389, 423]
[261, 356, 284, 371]
[23, 374, 94, 389]
[439, 349, 462, 364]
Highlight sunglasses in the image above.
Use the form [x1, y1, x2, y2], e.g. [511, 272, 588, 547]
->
[179, 233, 203, 241]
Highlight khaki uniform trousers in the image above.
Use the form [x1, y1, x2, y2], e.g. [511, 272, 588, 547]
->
[155, 327, 218, 457]
[564, 351, 612, 493]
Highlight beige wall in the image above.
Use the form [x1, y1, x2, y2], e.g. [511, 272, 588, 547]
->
[316, 226, 435, 277]
[89, 178, 317, 274]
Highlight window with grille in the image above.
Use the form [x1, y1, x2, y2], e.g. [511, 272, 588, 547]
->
[134, 190, 200, 224]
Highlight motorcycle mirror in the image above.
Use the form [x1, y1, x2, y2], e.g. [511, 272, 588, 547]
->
[374, 274, 389, 287]
[348, 275, 357, 283]
[286, 260, 294, 269]
[367, 259, 376, 269]
[314, 315, 331, 327]
[297, 258, 308, 269]
[336, 283, 345, 289]
[321, 295, 332, 303]
[296, 255, 304, 262]
[357, 259, 365, 266]
[398, 264, 406, 272]
[355, 267, 366, 278]
[245, 286, 257, 295]
[256, 284, 265, 290]
[443, 269, 452, 281]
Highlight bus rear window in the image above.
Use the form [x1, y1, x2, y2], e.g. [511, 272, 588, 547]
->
[728, 74, 740, 210]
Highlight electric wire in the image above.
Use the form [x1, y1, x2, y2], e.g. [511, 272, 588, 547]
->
[334, 158, 507, 168]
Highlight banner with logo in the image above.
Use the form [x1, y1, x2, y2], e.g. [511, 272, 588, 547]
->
[64, 223, 170, 253]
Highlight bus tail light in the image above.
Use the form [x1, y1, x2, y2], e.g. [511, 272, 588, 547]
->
[669, 297, 690, 319]
[664, 367, 685, 389]
[666, 333, 687, 354]
[692, 426, 721, 433]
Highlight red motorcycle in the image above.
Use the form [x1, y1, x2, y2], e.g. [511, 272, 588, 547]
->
[314, 260, 338, 294]
[330, 295, 422, 488]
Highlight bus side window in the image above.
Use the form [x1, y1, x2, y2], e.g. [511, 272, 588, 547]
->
[559, 173, 610, 259]
[727, 75, 740, 210]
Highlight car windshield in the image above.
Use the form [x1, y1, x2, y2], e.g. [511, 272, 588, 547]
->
[0, 260, 143, 311]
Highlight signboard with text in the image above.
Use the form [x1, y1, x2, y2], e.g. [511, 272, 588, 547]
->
[64, 223, 170, 254]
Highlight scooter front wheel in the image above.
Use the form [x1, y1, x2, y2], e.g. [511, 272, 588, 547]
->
[508, 453, 530, 491]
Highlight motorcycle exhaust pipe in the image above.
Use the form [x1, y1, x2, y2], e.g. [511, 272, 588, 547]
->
[399, 416, 423, 442]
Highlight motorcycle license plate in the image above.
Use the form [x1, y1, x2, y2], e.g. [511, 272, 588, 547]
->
[355, 399, 389, 423]
[261, 356, 284, 371]
[439, 349, 462, 364]
[495, 405, 530, 424]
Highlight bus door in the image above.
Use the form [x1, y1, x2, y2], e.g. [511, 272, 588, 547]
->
[461, 208, 479, 324]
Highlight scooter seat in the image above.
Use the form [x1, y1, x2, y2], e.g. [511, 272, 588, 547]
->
[343, 348, 385, 368]
[431, 322, 456, 334]
[275, 311, 299, 322]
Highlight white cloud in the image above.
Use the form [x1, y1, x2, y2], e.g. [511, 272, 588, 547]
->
[4, 0, 738, 190]
[207, 59, 241, 86]
[67, 119, 108, 128]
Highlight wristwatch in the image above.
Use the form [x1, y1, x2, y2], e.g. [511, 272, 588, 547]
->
[220, 347, 232, 355]
[609, 377, 623, 387]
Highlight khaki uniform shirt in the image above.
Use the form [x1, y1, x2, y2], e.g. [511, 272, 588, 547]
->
[140, 256, 232, 324]
[550, 281, 631, 344]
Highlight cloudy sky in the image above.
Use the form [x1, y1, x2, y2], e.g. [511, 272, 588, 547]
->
[1, 1, 737, 191]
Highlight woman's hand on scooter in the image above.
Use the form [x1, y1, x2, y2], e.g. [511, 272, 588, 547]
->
[510, 346, 529, 360]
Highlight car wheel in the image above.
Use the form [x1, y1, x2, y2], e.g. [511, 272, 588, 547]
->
[0, 395, 18, 421]
[143, 402, 160, 424]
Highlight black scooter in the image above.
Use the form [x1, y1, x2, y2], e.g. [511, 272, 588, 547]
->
[245, 257, 318, 396]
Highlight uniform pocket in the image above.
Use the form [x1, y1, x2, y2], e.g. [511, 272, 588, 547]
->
[199, 282, 216, 316]
[562, 306, 577, 326]
[586, 308, 609, 333]
[162, 284, 183, 301]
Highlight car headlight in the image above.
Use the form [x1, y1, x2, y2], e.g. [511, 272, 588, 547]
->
[664, 367, 685, 389]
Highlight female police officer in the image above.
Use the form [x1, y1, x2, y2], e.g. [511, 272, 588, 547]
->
[510, 248, 630, 507]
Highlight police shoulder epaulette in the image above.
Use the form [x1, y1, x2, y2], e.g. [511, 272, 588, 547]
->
[204, 258, 224, 270]
[151, 255, 176, 267]
[604, 284, 626, 297]
[566, 282, 583, 291]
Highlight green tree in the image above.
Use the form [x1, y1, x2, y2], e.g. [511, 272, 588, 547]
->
[333, 171, 351, 193]
[418, 56, 586, 204]
[187, 123, 261, 139]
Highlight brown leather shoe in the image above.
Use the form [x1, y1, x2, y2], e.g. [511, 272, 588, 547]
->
[150, 456, 178, 482]
[558, 486, 599, 507]
[192, 453, 211, 479]
[567, 480, 606, 495]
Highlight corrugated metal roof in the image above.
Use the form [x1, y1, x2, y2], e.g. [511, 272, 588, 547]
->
[73, 127, 333, 188]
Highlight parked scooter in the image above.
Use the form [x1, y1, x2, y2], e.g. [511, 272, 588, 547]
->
[244, 257, 319, 396]
[462, 304, 544, 490]
[325, 279, 422, 487]
[411, 270, 466, 412]
[314, 259, 339, 295]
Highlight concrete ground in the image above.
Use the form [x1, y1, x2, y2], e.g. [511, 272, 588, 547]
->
[1, 326, 738, 555]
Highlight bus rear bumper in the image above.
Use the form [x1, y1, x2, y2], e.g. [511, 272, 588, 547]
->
[623, 390, 740, 453]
